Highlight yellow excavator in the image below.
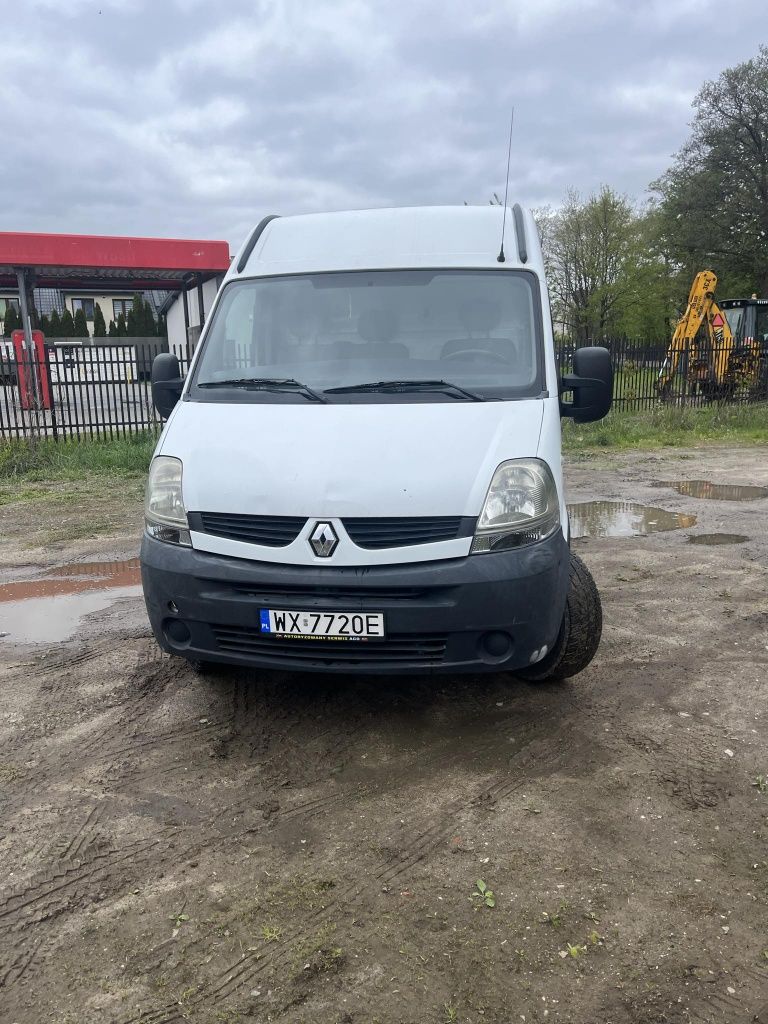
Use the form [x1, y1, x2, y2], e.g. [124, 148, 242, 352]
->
[656, 270, 767, 400]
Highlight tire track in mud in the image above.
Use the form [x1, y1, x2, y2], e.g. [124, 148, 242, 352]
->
[1, 653, 195, 812]
[0, 935, 46, 991]
[601, 679, 740, 813]
[9, 627, 153, 681]
[0, 834, 165, 929]
[117, 723, 574, 1023]
[194, 745, 563, 1014]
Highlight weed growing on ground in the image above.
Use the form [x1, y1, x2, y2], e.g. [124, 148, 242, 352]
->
[289, 922, 343, 978]
[566, 942, 587, 958]
[541, 903, 568, 928]
[472, 879, 495, 908]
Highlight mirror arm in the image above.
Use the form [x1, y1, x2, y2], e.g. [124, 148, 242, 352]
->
[558, 374, 605, 417]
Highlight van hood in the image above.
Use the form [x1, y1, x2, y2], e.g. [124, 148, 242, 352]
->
[162, 398, 545, 521]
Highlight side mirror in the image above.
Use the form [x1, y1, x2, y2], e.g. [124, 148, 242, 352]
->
[559, 346, 613, 423]
[151, 353, 183, 420]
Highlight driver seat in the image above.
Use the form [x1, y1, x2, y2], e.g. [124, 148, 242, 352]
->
[441, 298, 513, 362]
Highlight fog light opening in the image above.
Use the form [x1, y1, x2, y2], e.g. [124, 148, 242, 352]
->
[478, 631, 514, 665]
[163, 617, 191, 648]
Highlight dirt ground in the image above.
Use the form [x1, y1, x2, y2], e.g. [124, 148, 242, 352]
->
[1, 445, 767, 1024]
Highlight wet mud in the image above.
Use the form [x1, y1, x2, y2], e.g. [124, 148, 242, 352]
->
[1, 447, 768, 1024]
[687, 532, 750, 546]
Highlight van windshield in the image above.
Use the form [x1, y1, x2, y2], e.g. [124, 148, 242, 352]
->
[190, 269, 543, 402]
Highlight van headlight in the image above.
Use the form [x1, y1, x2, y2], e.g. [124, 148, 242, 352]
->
[471, 458, 560, 553]
[145, 456, 191, 546]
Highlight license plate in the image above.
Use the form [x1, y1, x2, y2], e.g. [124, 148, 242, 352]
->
[259, 609, 385, 640]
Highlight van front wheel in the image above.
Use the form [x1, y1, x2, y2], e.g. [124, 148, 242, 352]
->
[517, 552, 602, 683]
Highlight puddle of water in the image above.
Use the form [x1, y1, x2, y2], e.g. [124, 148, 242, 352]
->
[0, 587, 142, 644]
[687, 533, 749, 546]
[568, 501, 697, 539]
[0, 558, 141, 603]
[0, 558, 142, 644]
[652, 480, 768, 501]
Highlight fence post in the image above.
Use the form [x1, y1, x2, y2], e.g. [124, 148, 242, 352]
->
[43, 346, 58, 440]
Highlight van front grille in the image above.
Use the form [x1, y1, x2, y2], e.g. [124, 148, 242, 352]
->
[190, 512, 305, 547]
[342, 516, 474, 549]
[212, 626, 447, 665]
[189, 514, 476, 550]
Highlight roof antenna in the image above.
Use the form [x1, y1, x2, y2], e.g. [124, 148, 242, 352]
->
[497, 108, 514, 263]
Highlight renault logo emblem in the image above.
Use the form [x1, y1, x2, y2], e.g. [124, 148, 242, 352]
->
[310, 521, 338, 557]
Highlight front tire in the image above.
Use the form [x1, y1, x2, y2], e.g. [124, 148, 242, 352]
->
[517, 552, 602, 683]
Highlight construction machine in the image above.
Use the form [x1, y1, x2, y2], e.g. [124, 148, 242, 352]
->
[656, 270, 768, 400]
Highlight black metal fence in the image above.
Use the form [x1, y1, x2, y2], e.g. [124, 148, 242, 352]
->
[558, 337, 768, 409]
[1, 337, 766, 441]
[0, 341, 189, 441]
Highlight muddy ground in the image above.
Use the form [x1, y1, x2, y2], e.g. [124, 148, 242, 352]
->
[1, 445, 767, 1024]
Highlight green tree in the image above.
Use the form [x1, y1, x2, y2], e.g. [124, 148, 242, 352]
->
[48, 309, 62, 336]
[73, 307, 90, 338]
[92, 302, 107, 337]
[116, 311, 127, 337]
[143, 297, 157, 336]
[2, 303, 20, 336]
[59, 309, 75, 338]
[126, 294, 139, 335]
[539, 187, 659, 342]
[652, 46, 768, 297]
[108, 319, 118, 337]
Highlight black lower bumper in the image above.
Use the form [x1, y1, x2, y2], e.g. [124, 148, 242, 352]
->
[140, 532, 569, 675]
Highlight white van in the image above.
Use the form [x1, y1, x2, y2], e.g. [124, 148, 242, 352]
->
[142, 206, 612, 680]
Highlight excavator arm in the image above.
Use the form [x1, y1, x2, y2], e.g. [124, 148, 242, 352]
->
[656, 270, 733, 397]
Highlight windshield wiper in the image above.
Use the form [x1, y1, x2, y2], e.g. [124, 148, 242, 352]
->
[324, 379, 485, 401]
[198, 377, 327, 403]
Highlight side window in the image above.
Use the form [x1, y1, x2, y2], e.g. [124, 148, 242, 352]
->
[72, 298, 96, 319]
[756, 305, 768, 343]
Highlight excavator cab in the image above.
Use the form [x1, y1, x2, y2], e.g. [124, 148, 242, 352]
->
[721, 298, 768, 347]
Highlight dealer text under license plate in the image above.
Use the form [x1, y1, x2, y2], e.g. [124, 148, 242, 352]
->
[260, 609, 385, 640]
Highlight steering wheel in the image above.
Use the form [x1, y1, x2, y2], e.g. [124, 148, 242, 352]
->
[443, 347, 509, 365]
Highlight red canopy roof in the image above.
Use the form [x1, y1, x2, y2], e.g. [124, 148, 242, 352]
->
[0, 230, 231, 290]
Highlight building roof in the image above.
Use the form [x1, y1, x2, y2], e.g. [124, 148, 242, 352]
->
[234, 206, 541, 280]
[0, 230, 231, 290]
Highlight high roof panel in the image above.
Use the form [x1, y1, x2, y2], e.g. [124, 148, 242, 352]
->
[236, 206, 540, 278]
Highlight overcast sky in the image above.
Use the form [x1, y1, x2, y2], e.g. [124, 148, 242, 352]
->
[0, 0, 763, 249]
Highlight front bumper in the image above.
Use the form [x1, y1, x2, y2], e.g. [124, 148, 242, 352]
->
[140, 531, 569, 675]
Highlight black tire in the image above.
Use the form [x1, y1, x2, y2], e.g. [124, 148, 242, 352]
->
[517, 552, 602, 683]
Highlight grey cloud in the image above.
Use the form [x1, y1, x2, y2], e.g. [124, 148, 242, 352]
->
[0, 0, 764, 247]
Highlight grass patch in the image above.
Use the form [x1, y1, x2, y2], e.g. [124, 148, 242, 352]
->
[563, 403, 768, 450]
[0, 431, 156, 481]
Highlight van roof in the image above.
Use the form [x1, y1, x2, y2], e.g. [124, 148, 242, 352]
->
[232, 205, 542, 279]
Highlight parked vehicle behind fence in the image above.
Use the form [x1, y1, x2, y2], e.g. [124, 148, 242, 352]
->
[140, 206, 612, 680]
